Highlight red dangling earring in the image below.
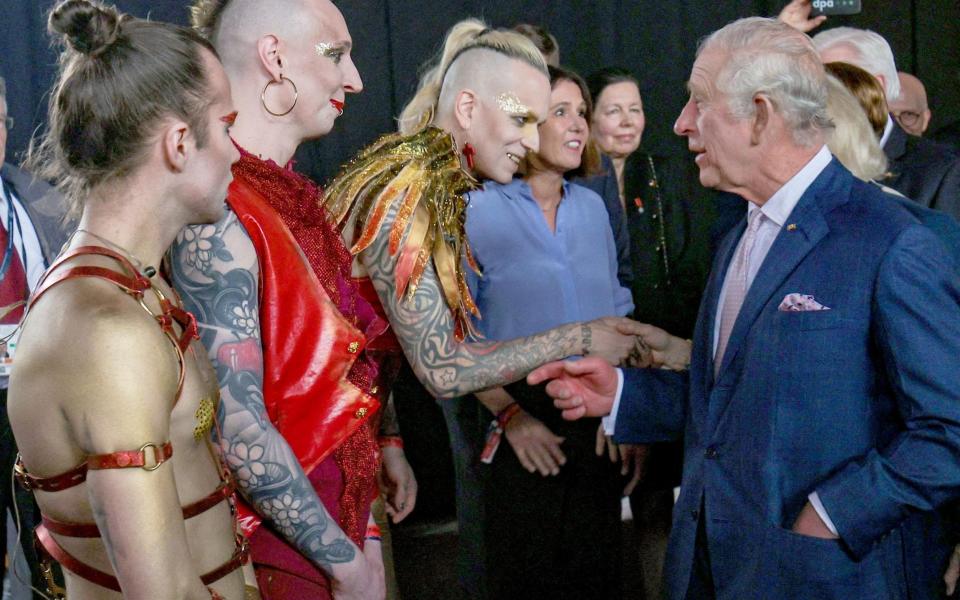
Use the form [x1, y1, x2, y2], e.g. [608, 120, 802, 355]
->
[462, 143, 476, 170]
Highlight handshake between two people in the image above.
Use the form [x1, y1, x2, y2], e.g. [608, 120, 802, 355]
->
[534, 317, 693, 421]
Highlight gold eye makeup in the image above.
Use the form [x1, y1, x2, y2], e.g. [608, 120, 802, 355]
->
[496, 92, 530, 116]
[316, 42, 345, 63]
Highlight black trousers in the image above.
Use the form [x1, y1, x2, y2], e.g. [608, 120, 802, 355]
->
[0, 387, 46, 598]
[482, 382, 624, 600]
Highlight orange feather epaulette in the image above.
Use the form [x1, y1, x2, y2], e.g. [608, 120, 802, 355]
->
[324, 126, 481, 341]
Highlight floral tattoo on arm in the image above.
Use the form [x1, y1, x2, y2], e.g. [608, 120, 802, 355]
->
[170, 211, 356, 571]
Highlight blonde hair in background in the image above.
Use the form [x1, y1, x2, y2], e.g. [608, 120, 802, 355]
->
[824, 74, 888, 182]
[398, 19, 548, 135]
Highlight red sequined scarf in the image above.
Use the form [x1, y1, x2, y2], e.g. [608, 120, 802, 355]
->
[232, 147, 382, 546]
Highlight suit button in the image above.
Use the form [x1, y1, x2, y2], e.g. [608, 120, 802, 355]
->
[704, 445, 719, 459]
[691, 509, 699, 521]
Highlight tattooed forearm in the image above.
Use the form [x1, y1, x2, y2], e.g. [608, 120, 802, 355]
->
[217, 371, 355, 567]
[170, 212, 357, 573]
[359, 202, 586, 399]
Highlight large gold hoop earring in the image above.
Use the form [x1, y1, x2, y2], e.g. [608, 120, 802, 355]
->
[260, 75, 299, 117]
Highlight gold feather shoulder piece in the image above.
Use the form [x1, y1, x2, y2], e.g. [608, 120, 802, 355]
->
[324, 126, 481, 341]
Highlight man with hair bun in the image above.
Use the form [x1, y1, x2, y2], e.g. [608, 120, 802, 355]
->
[531, 16, 960, 599]
[9, 0, 250, 598]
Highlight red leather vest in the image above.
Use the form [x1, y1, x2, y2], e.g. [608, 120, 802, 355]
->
[227, 177, 379, 534]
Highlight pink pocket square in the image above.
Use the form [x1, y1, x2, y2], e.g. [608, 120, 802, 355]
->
[778, 293, 831, 312]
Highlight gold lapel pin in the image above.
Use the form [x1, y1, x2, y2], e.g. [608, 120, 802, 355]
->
[787, 223, 797, 231]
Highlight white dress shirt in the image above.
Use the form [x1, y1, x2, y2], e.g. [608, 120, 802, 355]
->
[879, 114, 895, 150]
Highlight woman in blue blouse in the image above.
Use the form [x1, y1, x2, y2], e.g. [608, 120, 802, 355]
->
[466, 65, 633, 600]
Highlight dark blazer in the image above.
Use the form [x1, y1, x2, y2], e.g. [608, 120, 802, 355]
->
[933, 119, 960, 153]
[884, 121, 960, 222]
[615, 160, 960, 599]
[1, 163, 70, 263]
[620, 151, 718, 339]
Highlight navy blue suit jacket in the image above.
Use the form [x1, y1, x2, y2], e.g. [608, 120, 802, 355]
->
[614, 160, 960, 599]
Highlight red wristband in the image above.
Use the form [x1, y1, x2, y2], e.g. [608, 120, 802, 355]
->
[496, 403, 521, 428]
[365, 523, 382, 541]
[480, 403, 521, 464]
[377, 435, 404, 449]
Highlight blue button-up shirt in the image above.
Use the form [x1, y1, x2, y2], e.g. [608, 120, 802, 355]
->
[465, 178, 633, 342]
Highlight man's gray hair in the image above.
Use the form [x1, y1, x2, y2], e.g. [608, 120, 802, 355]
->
[812, 27, 900, 102]
[701, 17, 831, 147]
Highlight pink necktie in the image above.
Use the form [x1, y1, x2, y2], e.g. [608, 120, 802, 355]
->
[715, 209, 763, 377]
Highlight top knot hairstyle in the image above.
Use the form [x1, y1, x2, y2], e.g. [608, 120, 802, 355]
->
[27, 0, 219, 216]
[398, 19, 548, 135]
[49, 0, 124, 56]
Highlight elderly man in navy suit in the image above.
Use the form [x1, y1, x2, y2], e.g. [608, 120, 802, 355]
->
[530, 17, 960, 600]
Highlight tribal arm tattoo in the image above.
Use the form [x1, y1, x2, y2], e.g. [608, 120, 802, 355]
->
[360, 202, 592, 399]
[170, 212, 357, 574]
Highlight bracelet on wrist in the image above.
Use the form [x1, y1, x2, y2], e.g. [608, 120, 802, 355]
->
[480, 403, 521, 464]
[377, 435, 404, 449]
[496, 402, 521, 428]
[365, 523, 383, 542]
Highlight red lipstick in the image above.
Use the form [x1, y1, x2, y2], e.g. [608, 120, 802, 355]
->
[330, 99, 344, 115]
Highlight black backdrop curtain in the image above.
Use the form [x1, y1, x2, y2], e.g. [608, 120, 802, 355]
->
[2, 0, 958, 186]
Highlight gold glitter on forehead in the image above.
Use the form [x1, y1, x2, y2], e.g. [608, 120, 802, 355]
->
[496, 92, 530, 115]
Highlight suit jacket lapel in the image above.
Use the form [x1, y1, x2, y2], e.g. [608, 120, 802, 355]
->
[714, 160, 846, 382]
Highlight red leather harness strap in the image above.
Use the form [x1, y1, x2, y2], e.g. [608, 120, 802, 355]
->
[40, 515, 100, 539]
[30, 246, 151, 308]
[200, 534, 250, 586]
[182, 479, 235, 520]
[86, 441, 173, 471]
[15, 441, 173, 493]
[14, 458, 86, 493]
[39, 478, 236, 540]
[35, 528, 249, 593]
[36, 525, 122, 592]
[22, 244, 244, 594]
